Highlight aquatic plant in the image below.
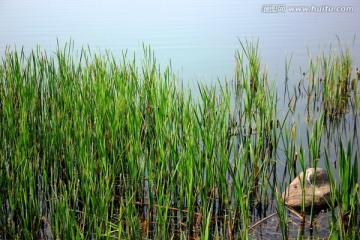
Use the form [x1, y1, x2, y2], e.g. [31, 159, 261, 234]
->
[303, 37, 358, 119]
[0, 40, 359, 239]
[325, 139, 359, 238]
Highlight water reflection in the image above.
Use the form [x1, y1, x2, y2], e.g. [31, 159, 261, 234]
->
[235, 39, 360, 238]
[1, 0, 359, 238]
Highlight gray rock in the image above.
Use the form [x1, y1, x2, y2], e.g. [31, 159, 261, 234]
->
[282, 168, 331, 209]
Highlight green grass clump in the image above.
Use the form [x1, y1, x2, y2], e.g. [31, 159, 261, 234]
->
[0, 40, 359, 239]
[325, 139, 359, 238]
[304, 37, 358, 118]
[0, 42, 256, 239]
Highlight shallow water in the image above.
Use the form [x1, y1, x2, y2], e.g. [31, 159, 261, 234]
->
[1, 0, 359, 238]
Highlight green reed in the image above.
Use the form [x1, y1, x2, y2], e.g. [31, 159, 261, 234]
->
[304, 38, 358, 118]
[234, 39, 284, 238]
[1, 40, 359, 239]
[325, 139, 359, 238]
[0, 42, 245, 239]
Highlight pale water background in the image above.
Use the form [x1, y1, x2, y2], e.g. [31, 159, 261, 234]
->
[0, 0, 359, 85]
[1, 0, 360, 237]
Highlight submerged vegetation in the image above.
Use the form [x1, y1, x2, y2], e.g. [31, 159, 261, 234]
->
[0, 40, 359, 239]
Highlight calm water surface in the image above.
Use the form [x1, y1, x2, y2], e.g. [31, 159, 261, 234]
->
[1, 0, 359, 238]
[0, 0, 359, 82]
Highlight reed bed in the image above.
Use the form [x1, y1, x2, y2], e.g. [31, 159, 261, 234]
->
[0, 40, 359, 239]
[303, 37, 359, 119]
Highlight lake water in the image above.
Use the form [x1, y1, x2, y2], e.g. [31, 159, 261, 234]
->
[0, 0, 359, 84]
[1, 0, 360, 238]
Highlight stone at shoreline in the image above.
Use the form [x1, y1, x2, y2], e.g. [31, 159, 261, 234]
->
[282, 168, 331, 209]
